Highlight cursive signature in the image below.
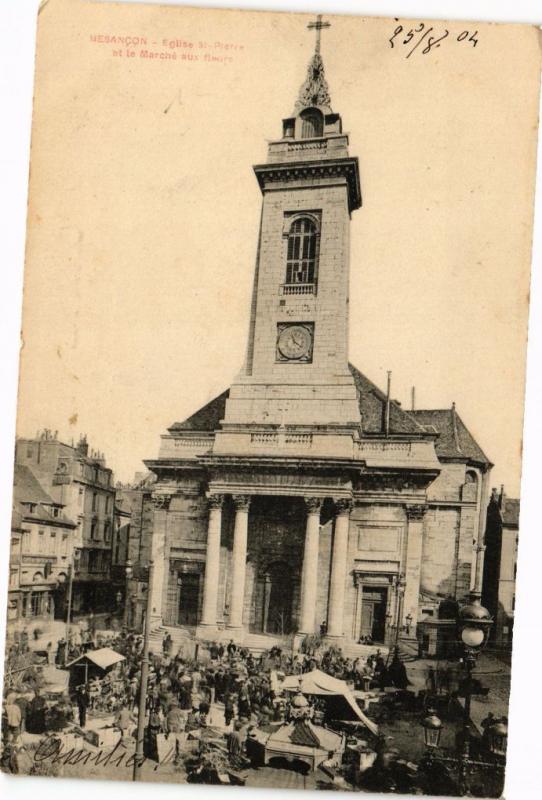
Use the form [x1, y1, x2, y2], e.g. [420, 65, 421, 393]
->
[33, 735, 177, 771]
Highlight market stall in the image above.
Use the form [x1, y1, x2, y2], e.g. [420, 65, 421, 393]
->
[279, 669, 379, 736]
[67, 647, 125, 689]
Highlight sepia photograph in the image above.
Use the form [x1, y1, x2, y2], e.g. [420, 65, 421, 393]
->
[1, 0, 541, 797]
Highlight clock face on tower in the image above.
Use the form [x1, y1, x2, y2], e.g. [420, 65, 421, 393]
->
[276, 323, 314, 362]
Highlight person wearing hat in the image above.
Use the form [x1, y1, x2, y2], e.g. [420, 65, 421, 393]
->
[75, 684, 89, 729]
[224, 692, 236, 728]
[165, 701, 187, 763]
[115, 705, 133, 739]
[227, 720, 245, 759]
[5, 693, 22, 744]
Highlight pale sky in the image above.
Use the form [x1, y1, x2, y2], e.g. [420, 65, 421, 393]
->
[15, 1, 540, 495]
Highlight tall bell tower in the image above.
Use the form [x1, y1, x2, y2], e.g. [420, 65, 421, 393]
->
[219, 17, 362, 439]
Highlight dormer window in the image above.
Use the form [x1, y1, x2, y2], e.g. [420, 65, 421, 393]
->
[300, 108, 323, 138]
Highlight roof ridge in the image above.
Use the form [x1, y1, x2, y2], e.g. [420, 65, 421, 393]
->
[411, 408, 457, 414]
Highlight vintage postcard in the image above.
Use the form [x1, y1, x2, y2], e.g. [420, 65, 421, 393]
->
[1, 0, 541, 796]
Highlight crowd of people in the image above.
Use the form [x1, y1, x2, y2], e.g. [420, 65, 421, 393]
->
[2, 626, 413, 745]
[5, 620, 500, 788]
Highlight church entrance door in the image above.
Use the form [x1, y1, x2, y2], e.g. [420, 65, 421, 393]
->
[177, 573, 200, 626]
[262, 561, 293, 635]
[360, 586, 387, 643]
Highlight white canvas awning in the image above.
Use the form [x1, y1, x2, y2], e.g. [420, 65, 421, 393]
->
[280, 668, 378, 735]
[68, 647, 125, 671]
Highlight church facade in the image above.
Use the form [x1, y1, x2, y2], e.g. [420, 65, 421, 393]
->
[145, 36, 492, 648]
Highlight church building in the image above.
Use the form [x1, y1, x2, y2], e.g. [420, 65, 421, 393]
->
[145, 23, 492, 648]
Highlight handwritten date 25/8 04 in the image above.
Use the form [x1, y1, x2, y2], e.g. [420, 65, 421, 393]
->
[389, 22, 478, 58]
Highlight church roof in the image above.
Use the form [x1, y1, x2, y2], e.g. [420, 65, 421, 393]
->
[410, 409, 491, 465]
[169, 366, 424, 436]
[348, 364, 426, 435]
[168, 389, 229, 432]
[167, 371, 489, 465]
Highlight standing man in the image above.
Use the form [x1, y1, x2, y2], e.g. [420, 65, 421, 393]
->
[5, 694, 22, 743]
[165, 701, 186, 764]
[76, 684, 89, 728]
[227, 639, 237, 659]
[115, 705, 133, 739]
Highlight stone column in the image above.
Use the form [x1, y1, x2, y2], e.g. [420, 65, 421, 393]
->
[199, 494, 224, 629]
[227, 495, 251, 634]
[298, 497, 322, 635]
[327, 499, 353, 638]
[403, 504, 427, 630]
[150, 493, 171, 627]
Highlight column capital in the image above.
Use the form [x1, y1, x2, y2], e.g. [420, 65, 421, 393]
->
[335, 498, 353, 516]
[151, 493, 172, 510]
[405, 503, 428, 521]
[304, 496, 323, 514]
[232, 494, 251, 512]
[207, 493, 225, 509]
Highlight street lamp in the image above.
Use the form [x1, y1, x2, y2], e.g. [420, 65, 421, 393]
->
[457, 592, 492, 755]
[422, 711, 443, 750]
[64, 546, 81, 664]
[458, 594, 492, 653]
[419, 710, 506, 795]
[133, 560, 154, 782]
[488, 720, 508, 758]
[394, 573, 406, 648]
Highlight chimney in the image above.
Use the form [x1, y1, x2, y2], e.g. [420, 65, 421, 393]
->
[384, 371, 391, 437]
[411, 386, 416, 411]
[76, 434, 89, 457]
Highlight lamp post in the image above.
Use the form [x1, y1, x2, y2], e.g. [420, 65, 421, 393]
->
[133, 559, 154, 782]
[124, 558, 133, 629]
[419, 592, 494, 795]
[457, 591, 493, 772]
[420, 711, 506, 795]
[394, 572, 406, 649]
[64, 547, 81, 665]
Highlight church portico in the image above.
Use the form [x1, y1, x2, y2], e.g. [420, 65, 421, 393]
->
[151, 471, 436, 648]
[194, 489, 339, 643]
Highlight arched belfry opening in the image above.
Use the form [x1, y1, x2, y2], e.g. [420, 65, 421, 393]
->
[300, 107, 324, 138]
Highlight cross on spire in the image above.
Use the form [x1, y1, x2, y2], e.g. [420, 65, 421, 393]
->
[307, 14, 331, 56]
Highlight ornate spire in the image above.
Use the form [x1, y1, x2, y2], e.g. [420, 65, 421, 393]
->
[294, 15, 332, 113]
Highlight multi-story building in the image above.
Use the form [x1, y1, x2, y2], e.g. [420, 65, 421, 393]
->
[14, 430, 116, 616]
[482, 488, 519, 650]
[112, 477, 154, 630]
[8, 464, 76, 626]
[143, 30, 492, 647]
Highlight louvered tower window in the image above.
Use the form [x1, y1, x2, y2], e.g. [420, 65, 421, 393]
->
[300, 108, 323, 138]
[286, 218, 318, 285]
